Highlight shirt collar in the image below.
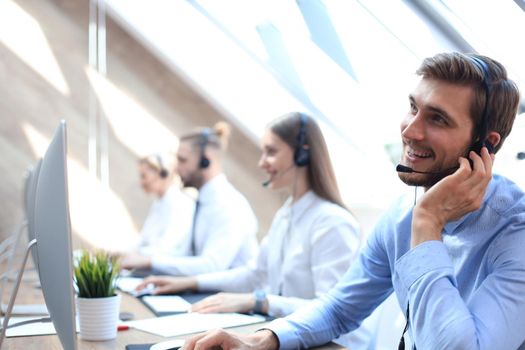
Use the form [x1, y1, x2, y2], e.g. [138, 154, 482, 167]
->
[198, 173, 227, 203]
[443, 176, 497, 235]
[283, 190, 317, 222]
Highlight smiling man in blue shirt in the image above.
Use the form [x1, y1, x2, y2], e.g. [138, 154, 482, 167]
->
[181, 53, 525, 350]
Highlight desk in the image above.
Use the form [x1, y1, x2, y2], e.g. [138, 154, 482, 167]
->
[3, 282, 344, 350]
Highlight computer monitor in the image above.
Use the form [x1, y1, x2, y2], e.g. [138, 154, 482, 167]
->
[33, 120, 77, 349]
[1, 121, 77, 349]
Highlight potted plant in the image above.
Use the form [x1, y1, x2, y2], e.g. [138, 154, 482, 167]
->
[73, 250, 121, 341]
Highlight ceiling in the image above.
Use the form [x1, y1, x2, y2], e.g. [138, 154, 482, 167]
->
[104, 0, 525, 208]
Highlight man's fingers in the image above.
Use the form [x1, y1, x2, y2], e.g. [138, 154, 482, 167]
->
[135, 278, 153, 291]
[481, 146, 494, 174]
[192, 329, 229, 350]
[183, 330, 211, 350]
[154, 284, 175, 295]
[135, 276, 162, 289]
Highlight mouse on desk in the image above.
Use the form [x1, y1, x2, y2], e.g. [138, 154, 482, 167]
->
[149, 339, 185, 350]
[132, 283, 156, 298]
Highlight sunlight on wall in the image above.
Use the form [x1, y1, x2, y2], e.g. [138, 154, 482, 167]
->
[85, 66, 179, 157]
[22, 122, 140, 252]
[0, 0, 70, 95]
[105, 0, 304, 143]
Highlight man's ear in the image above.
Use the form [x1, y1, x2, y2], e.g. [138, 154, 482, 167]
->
[486, 131, 501, 151]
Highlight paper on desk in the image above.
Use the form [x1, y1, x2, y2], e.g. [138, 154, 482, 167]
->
[1, 303, 49, 315]
[125, 312, 266, 337]
[1, 317, 55, 337]
[142, 295, 191, 313]
[1, 316, 80, 337]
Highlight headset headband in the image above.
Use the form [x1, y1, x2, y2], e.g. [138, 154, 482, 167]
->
[468, 55, 491, 143]
[155, 154, 169, 178]
[294, 113, 310, 167]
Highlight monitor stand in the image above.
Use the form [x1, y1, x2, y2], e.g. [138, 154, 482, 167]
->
[0, 221, 27, 295]
[0, 223, 46, 316]
[0, 239, 37, 347]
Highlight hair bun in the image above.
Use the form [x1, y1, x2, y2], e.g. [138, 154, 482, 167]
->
[213, 121, 232, 149]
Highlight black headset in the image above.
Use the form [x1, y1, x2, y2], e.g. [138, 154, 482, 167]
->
[468, 55, 495, 155]
[294, 113, 310, 167]
[199, 128, 211, 169]
[155, 154, 169, 178]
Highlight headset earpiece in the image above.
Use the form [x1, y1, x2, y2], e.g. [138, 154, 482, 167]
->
[470, 139, 495, 157]
[483, 140, 494, 154]
[156, 154, 169, 178]
[200, 156, 210, 169]
[294, 114, 310, 167]
[159, 168, 168, 178]
[199, 129, 211, 169]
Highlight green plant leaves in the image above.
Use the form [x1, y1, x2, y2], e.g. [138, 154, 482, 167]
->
[73, 250, 120, 298]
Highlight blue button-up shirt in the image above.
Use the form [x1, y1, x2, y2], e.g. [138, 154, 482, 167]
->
[269, 174, 525, 349]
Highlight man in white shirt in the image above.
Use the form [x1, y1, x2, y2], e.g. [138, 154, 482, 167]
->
[121, 122, 258, 276]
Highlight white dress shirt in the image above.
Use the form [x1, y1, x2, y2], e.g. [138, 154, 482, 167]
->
[152, 174, 258, 276]
[196, 191, 379, 349]
[137, 185, 195, 257]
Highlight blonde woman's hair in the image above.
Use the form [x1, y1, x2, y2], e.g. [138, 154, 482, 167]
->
[139, 152, 176, 177]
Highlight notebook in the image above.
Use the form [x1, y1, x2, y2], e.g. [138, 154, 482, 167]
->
[141, 295, 191, 315]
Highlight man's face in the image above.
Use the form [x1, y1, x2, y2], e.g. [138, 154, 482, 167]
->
[398, 78, 475, 188]
[176, 141, 204, 188]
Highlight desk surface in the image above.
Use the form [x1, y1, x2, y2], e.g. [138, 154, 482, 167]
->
[3, 281, 344, 350]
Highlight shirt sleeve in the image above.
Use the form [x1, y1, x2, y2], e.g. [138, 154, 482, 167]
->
[394, 233, 525, 350]
[267, 225, 394, 349]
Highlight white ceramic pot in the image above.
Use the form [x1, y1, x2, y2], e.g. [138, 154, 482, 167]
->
[76, 294, 121, 341]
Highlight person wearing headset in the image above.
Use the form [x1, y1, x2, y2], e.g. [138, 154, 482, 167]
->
[129, 153, 196, 258]
[179, 53, 525, 350]
[121, 121, 258, 276]
[137, 112, 379, 349]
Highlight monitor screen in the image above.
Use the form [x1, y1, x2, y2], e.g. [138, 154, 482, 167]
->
[33, 120, 77, 349]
